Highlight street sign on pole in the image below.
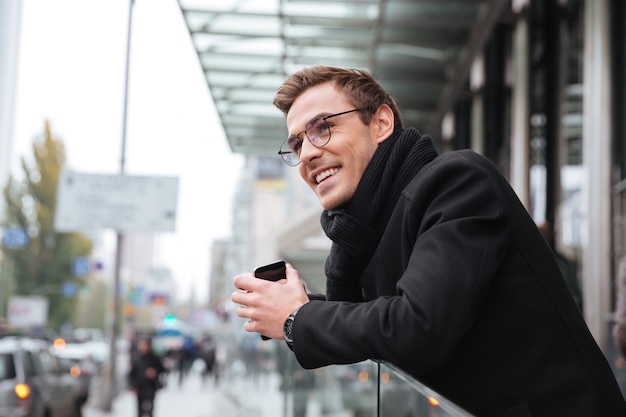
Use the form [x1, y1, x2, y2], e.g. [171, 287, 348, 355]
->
[60, 281, 76, 298]
[71, 257, 90, 277]
[2, 227, 29, 249]
[54, 170, 179, 233]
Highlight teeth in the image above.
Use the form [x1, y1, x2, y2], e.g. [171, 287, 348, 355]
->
[316, 168, 340, 184]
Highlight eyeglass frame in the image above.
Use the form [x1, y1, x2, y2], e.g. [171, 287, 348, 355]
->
[278, 108, 364, 166]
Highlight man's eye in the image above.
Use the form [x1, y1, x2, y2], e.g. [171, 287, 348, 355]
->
[312, 121, 330, 137]
[287, 137, 302, 152]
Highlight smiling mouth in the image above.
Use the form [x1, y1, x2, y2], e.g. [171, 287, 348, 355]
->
[315, 167, 340, 184]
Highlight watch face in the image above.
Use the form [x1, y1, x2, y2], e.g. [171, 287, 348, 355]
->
[284, 307, 301, 346]
[284, 316, 295, 343]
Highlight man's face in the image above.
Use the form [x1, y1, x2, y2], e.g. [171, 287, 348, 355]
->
[286, 83, 383, 210]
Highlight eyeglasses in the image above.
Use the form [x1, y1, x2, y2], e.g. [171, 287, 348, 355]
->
[278, 109, 363, 166]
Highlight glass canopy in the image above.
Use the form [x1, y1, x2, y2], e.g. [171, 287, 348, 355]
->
[177, 0, 501, 157]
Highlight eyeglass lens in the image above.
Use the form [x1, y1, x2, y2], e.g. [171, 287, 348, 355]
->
[280, 118, 331, 165]
[305, 118, 330, 146]
[279, 109, 361, 166]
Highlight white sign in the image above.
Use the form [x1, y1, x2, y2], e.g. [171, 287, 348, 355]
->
[54, 170, 179, 232]
[7, 296, 49, 327]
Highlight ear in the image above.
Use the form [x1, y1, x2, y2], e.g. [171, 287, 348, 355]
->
[371, 104, 395, 144]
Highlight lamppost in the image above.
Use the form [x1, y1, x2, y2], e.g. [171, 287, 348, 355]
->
[102, 0, 134, 412]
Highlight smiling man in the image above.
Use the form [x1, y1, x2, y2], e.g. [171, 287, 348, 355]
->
[231, 66, 626, 417]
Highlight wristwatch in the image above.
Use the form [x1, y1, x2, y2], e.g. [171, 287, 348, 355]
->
[283, 307, 301, 350]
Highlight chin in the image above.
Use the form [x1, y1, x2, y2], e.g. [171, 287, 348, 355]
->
[315, 183, 352, 210]
[319, 195, 348, 211]
[318, 197, 336, 211]
[319, 201, 334, 211]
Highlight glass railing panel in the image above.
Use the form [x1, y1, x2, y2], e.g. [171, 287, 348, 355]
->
[379, 362, 475, 417]
[276, 352, 378, 417]
[272, 357, 474, 416]
[221, 337, 473, 417]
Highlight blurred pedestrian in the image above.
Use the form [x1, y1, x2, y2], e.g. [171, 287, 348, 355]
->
[177, 336, 197, 386]
[240, 333, 262, 385]
[199, 335, 218, 386]
[128, 338, 166, 417]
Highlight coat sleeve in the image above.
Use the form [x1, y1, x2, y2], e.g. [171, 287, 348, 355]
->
[291, 152, 511, 375]
[156, 356, 166, 374]
[127, 359, 138, 389]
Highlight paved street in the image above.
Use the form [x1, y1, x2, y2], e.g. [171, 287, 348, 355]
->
[83, 367, 284, 417]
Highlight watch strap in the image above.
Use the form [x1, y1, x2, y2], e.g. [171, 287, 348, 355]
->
[284, 306, 301, 350]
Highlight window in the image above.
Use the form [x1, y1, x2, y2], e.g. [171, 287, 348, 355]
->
[38, 350, 59, 374]
[0, 353, 17, 380]
[24, 352, 39, 377]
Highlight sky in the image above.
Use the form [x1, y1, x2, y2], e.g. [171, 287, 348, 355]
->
[12, 0, 245, 302]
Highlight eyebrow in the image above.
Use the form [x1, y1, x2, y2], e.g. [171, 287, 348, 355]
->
[288, 111, 336, 137]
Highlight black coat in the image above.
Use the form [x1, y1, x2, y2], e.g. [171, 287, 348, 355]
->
[292, 150, 626, 417]
[128, 351, 165, 395]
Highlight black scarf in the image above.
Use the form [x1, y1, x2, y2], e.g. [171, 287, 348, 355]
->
[320, 127, 439, 301]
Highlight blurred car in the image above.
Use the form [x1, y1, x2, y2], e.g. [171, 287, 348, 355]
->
[0, 336, 80, 417]
[51, 342, 96, 408]
[71, 328, 103, 344]
[68, 329, 108, 365]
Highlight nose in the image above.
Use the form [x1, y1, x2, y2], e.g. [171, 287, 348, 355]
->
[298, 136, 323, 164]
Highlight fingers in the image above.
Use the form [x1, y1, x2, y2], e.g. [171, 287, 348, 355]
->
[244, 317, 256, 334]
[231, 273, 258, 325]
[285, 263, 309, 294]
[231, 264, 304, 339]
[233, 305, 264, 336]
[230, 288, 249, 306]
[285, 262, 299, 281]
[234, 303, 249, 319]
[231, 272, 269, 307]
[233, 272, 255, 292]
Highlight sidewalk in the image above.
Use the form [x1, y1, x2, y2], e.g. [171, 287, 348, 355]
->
[83, 368, 283, 417]
[220, 371, 284, 417]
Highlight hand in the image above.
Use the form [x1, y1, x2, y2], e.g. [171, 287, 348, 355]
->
[231, 263, 309, 340]
[145, 367, 157, 378]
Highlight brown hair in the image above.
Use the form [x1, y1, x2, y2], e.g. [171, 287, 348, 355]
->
[273, 66, 403, 128]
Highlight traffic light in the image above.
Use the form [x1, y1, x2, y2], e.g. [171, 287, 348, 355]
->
[163, 314, 176, 326]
